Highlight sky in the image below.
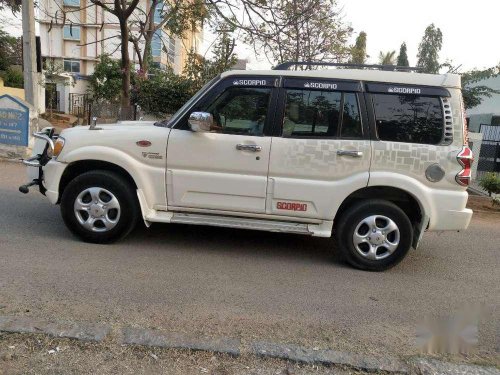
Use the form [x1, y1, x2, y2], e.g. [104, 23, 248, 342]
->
[2, 0, 499, 72]
[211, 0, 500, 71]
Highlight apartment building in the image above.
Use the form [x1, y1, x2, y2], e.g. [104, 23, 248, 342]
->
[37, 0, 203, 114]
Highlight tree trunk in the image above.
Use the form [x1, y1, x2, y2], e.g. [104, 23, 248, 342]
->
[141, 0, 159, 77]
[119, 18, 131, 118]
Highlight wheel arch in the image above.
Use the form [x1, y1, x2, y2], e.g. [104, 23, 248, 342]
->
[334, 186, 428, 248]
[59, 160, 138, 203]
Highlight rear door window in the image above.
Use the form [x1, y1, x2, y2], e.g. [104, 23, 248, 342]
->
[280, 78, 363, 138]
[372, 94, 444, 144]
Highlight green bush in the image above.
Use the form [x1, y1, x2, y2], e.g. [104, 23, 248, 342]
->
[89, 55, 123, 102]
[0, 66, 23, 88]
[133, 69, 197, 118]
[479, 172, 500, 196]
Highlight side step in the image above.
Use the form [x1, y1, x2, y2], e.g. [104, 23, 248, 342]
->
[170, 212, 311, 235]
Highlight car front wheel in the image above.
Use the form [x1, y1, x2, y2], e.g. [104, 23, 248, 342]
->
[335, 200, 413, 271]
[60, 170, 139, 243]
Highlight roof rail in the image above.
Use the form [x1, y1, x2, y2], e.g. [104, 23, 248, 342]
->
[273, 61, 423, 72]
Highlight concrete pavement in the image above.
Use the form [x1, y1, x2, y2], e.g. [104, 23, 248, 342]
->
[0, 160, 498, 365]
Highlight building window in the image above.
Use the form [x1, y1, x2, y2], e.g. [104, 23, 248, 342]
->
[63, 25, 81, 41]
[63, 0, 80, 7]
[372, 94, 444, 144]
[167, 35, 175, 63]
[154, 1, 170, 24]
[151, 31, 162, 57]
[63, 59, 80, 73]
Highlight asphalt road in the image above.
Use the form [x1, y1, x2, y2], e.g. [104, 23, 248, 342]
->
[0, 161, 498, 361]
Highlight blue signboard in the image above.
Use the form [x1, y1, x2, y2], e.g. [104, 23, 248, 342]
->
[0, 95, 30, 147]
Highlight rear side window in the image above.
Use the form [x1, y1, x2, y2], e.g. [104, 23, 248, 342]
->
[372, 94, 443, 144]
[282, 90, 362, 138]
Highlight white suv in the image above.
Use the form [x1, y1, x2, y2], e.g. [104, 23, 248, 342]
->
[21, 64, 473, 271]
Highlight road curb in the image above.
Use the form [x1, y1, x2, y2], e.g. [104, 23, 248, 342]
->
[0, 316, 110, 342]
[1, 316, 499, 374]
[408, 357, 500, 375]
[121, 326, 240, 357]
[250, 341, 409, 373]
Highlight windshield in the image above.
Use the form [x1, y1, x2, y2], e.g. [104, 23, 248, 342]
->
[159, 75, 221, 128]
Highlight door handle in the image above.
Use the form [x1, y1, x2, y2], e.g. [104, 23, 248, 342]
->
[236, 144, 262, 152]
[337, 150, 363, 158]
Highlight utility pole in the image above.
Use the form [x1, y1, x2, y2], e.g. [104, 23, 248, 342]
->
[22, 0, 38, 111]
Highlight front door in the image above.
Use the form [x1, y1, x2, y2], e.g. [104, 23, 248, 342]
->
[267, 77, 371, 220]
[166, 77, 277, 213]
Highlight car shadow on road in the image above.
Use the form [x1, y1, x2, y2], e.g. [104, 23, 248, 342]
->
[126, 220, 347, 267]
[2, 186, 347, 267]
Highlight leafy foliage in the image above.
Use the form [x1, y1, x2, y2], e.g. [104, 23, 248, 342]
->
[0, 66, 23, 88]
[479, 172, 500, 197]
[0, 27, 21, 71]
[242, 0, 352, 65]
[350, 31, 367, 64]
[133, 68, 197, 117]
[40, 59, 75, 118]
[89, 55, 124, 102]
[184, 24, 238, 90]
[129, 0, 205, 76]
[417, 24, 442, 74]
[442, 62, 500, 109]
[397, 42, 409, 67]
[378, 50, 396, 65]
[0, 0, 21, 13]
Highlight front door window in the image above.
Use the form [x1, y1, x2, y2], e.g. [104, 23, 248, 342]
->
[202, 87, 272, 136]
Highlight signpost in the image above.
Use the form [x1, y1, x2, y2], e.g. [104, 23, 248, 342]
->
[0, 94, 35, 159]
[0, 95, 30, 147]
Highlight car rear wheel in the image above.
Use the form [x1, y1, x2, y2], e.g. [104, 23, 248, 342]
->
[60, 170, 139, 243]
[335, 200, 413, 271]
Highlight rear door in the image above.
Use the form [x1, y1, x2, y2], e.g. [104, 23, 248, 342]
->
[166, 76, 278, 213]
[267, 77, 371, 220]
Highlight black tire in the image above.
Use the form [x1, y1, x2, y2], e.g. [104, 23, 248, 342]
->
[60, 170, 139, 244]
[335, 199, 413, 271]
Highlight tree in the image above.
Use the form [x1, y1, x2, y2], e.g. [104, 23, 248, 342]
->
[239, 0, 352, 66]
[417, 24, 443, 74]
[89, 55, 123, 102]
[350, 31, 367, 64]
[0, 27, 21, 71]
[443, 62, 500, 109]
[89, 0, 140, 117]
[479, 172, 500, 198]
[0, 0, 21, 13]
[182, 23, 238, 90]
[209, 23, 238, 73]
[397, 42, 409, 67]
[378, 50, 396, 65]
[0, 66, 23, 88]
[40, 59, 74, 118]
[128, 0, 205, 77]
[134, 68, 197, 117]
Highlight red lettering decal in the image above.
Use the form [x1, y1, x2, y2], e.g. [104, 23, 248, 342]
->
[276, 202, 307, 211]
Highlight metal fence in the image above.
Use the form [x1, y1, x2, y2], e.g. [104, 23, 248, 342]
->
[69, 100, 141, 125]
[475, 124, 500, 180]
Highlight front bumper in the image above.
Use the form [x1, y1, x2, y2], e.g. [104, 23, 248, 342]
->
[42, 160, 67, 204]
[19, 128, 57, 198]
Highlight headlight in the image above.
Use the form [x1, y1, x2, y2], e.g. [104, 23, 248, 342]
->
[53, 137, 65, 158]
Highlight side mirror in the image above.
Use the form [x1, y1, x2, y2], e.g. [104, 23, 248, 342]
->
[188, 112, 213, 132]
